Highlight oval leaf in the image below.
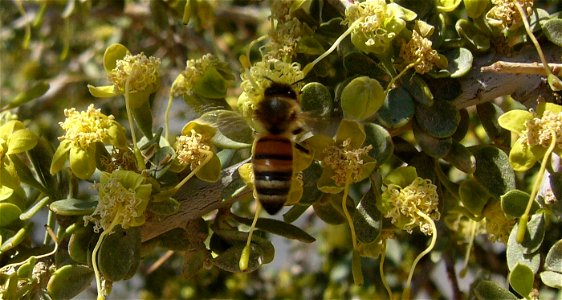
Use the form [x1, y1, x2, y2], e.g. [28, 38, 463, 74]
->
[47, 265, 94, 300]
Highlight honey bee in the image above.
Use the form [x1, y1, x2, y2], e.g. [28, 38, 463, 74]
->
[252, 82, 306, 215]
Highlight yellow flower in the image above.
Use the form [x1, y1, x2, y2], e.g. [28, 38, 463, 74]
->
[486, 0, 534, 31]
[171, 54, 230, 98]
[84, 170, 152, 233]
[108, 53, 160, 95]
[51, 104, 127, 179]
[379, 167, 440, 235]
[400, 29, 445, 74]
[0, 120, 38, 200]
[323, 138, 373, 186]
[482, 201, 515, 243]
[344, 0, 416, 55]
[175, 129, 212, 170]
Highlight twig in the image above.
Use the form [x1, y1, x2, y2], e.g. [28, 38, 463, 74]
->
[481, 61, 562, 76]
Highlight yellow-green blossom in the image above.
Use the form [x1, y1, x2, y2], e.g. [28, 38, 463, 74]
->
[498, 102, 562, 171]
[175, 129, 212, 170]
[323, 138, 373, 186]
[400, 29, 446, 74]
[238, 58, 304, 119]
[344, 0, 416, 55]
[51, 104, 127, 179]
[0, 120, 38, 200]
[486, 0, 534, 31]
[307, 119, 377, 194]
[108, 53, 160, 95]
[84, 170, 152, 233]
[379, 169, 440, 235]
[482, 201, 515, 243]
[171, 54, 231, 98]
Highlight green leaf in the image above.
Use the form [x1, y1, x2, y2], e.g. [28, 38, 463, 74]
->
[508, 264, 534, 298]
[542, 18, 562, 47]
[49, 198, 97, 216]
[444, 48, 473, 78]
[6, 128, 37, 154]
[148, 196, 180, 215]
[459, 178, 490, 216]
[50, 140, 71, 175]
[443, 142, 475, 174]
[312, 194, 347, 225]
[6, 81, 49, 109]
[511, 213, 545, 254]
[415, 99, 460, 138]
[353, 186, 382, 243]
[103, 43, 129, 73]
[506, 229, 541, 274]
[472, 146, 515, 198]
[413, 121, 452, 158]
[544, 239, 562, 272]
[300, 82, 333, 118]
[197, 110, 253, 148]
[477, 102, 510, 146]
[455, 19, 490, 52]
[376, 87, 414, 129]
[473, 280, 517, 300]
[343, 52, 385, 78]
[47, 265, 94, 300]
[0, 203, 22, 226]
[98, 226, 141, 281]
[363, 123, 393, 164]
[68, 227, 95, 264]
[340, 76, 384, 121]
[540, 271, 562, 289]
[297, 36, 325, 55]
[501, 190, 539, 218]
[213, 244, 263, 273]
[233, 215, 316, 243]
[401, 74, 433, 106]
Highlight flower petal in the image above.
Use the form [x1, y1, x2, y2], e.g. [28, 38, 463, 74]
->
[6, 128, 37, 154]
[498, 110, 533, 134]
[509, 138, 537, 172]
[87, 85, 118, 98]
[69, 146, 96, 179]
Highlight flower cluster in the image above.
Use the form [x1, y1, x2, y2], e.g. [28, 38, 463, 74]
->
[344, 0, 416, 55]
[51, 104, 127, 179]
[381, 177, 440, 235]
[498, 102, 562, 171]
[171, 54, 229, 97]
[175, 129, 212, 170]
[487, 0, 534, 30]
[84, 170, 151, 233]
[520, 110, 562, 150]
[400, 29, 443, 74]
[323, 138, 373, 186]
[108, 53, 161, 94]
[58, 104, 120, 150]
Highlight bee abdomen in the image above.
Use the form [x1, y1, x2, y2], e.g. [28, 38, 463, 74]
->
[252, 135, 293, 214]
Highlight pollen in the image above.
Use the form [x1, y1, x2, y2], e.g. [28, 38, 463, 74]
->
[175, 129, 212, 170]
[400, 30, 441, 74]
[383, 177, 440, 235]
[521, 110, 562, 150]
[483, 201, 515, 243]
[58, 104, 116, 149]
[240, 58, 304, 103]
[108, 53, 161, 94]
[323, 138, 373, 186]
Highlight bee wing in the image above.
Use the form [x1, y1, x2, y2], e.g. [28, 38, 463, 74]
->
[199, 110, 254, 148]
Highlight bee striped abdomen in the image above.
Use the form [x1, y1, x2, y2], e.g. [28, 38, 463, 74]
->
[252, 134, 293, 215]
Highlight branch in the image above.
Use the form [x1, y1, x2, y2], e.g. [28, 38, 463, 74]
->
[481, 61, 562, 76]
[453, 43, 561, 109]
[141, 160, 251, 242]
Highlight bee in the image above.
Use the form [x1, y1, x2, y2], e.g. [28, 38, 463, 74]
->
[252, 82, 306, 215]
